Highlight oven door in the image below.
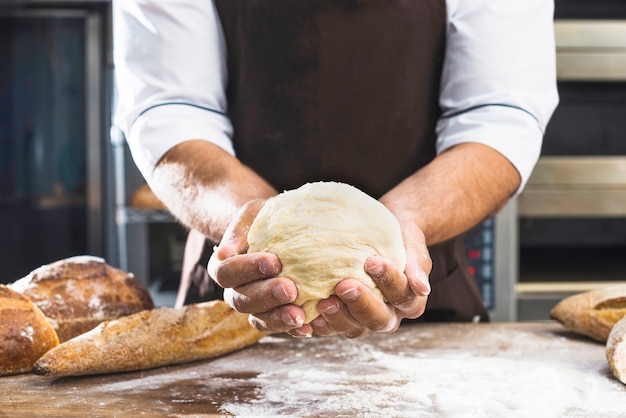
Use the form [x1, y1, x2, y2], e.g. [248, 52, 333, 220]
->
[0, 2, 111, 282]
[515, 18, 626, 320]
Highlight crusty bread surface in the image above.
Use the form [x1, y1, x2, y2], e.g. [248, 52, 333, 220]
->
[9, 255, 155, 342]
[550, 284, 626, 343]
[33, 300, 266, 377]
[130, 183, 167, 210]
[606, 315, 626, 385]
[0, 285, 59, 376]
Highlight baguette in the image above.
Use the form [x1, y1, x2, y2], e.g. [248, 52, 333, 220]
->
[550, 284, 626, 343]
[0, 285, 59, 376]
[33, 300, 265, 376]
[606, 315, 626, 385]
[9, 255, 155, 342]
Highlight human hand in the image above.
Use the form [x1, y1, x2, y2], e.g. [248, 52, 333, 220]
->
[309, 219, 432, 339]
[207, 199, 309, 335]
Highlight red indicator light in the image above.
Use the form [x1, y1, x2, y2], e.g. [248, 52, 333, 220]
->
[467, 250, 481, 259]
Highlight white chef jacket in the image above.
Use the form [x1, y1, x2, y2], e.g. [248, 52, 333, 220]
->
[112, 0, 559, 194]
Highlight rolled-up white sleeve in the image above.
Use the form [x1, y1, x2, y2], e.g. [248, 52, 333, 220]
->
[438, 0, 559, 194]
[112, 0, 233, 183]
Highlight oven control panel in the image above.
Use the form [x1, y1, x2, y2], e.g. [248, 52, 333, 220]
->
[464, 218, 495, 311]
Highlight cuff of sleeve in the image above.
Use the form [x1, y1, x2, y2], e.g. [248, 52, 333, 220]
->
[435, 105, 543, 196]
[125, 104, 234, 183]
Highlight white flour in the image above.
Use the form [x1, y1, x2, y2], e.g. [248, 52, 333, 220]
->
[221, 336, 626, 418]
[46, 327, 626, 417]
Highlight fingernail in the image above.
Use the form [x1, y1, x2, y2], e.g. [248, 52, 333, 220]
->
[292, 329, 312, 339]
[366, 259, 384, 277]
[338, 286, 359, 302]
[259, 257, 277, 275]
[415, 270, 431, 296]
[282, 311, 304, 328]
[216, 243, 236, 260]
[320, 303, 340, 315]
[273, 284, 292, 304]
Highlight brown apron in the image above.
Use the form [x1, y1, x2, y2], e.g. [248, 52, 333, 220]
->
[178, 0, 489, 322]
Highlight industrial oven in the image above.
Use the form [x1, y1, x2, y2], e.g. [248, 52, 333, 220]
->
[483, 0, 626, 321]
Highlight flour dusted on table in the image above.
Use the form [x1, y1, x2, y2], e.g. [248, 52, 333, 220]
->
[247, 182, 406, 323]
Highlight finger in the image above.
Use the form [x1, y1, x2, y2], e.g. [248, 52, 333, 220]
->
[247, 304, 306, 333]
[365, 256, 414, 306]
[365, 256, 425, 316]
[210, 251, 281, 288]
[308, 314, 338, 337]
[223, 277, 298, 314]
[334, 280, 398, 333]
[287, 323, 314, 338]
[401, 228, 432, 297]
[364, 257, 428, 319]
[317, 294, 371, 338]
[405, 252, 431, 297]
[214, 199, 267, 260]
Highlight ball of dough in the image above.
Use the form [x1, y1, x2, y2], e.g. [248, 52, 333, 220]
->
[247, 181, 406, 323]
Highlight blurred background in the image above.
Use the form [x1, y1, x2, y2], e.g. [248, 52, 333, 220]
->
[1, 0, 625, 318]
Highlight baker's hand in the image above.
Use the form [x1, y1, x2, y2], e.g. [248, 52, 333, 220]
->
[309, 220, 432, 339]
[207, 200, 309, 335]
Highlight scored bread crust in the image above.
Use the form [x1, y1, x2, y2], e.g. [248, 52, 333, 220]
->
[606, 315, 626, 385]
[9, 255, 155, 342]
[33, 300, 266, 377]
[0, 285, 59, 376]
[550, 285, 626, 343]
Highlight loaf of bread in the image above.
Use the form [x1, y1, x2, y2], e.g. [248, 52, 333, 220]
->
[9, 255, 155, 342]
[550, 284, 626, 343]
[130, 183, 167, 210]
[606, 315, 626, 385]
[0, 285, 59, 376]
[33, 300, 265, 376]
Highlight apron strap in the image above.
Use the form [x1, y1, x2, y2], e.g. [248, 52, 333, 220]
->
[176, 229, 222, 308]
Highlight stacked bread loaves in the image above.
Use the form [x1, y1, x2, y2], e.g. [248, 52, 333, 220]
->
[1, 255, 154, 375]
[2, 255, 265, 377]
[8, 255, 155, 343]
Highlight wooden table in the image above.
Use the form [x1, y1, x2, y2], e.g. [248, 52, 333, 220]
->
[1, 322, 625, 417]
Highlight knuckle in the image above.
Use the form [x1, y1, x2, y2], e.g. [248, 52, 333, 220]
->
[369, 319, 392, 332]
[229, 291, 253, 313]
[392, 293, 416, 310]
[248, 315, 269, 331]
[344, 328, 369, 339]
[401, 300, 427, 320]
[210, 258, 233, 287]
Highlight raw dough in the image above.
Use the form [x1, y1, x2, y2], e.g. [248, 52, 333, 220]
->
[247, 182, 406, 323]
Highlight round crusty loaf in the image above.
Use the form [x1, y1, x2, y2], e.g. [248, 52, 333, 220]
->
[606, 315, 626, 385]
[9, 256, 155, 342]
[0, 285, 59, 376]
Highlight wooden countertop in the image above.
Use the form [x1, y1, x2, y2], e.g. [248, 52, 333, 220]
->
[1, 322, 625, 417]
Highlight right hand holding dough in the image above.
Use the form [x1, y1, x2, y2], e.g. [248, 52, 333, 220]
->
[208, 199, 307, 335]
